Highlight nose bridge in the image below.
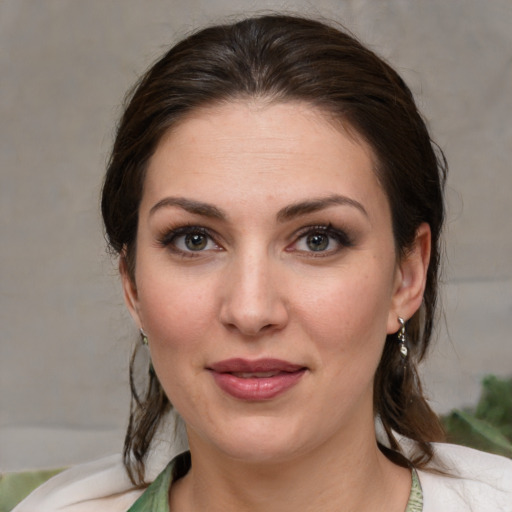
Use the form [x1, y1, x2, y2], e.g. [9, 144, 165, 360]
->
[220, 242, 287, 335]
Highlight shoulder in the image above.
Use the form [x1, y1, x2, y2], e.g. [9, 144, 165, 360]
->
[418, 443, 512, 512]
[11, 455, 144, 512]
[13, 412, 188, 511]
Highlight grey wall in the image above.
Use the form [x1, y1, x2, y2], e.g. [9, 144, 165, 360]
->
[1, 0, 511, 471]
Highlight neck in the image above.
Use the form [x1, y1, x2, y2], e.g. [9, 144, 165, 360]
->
[170, 423, 411, 512]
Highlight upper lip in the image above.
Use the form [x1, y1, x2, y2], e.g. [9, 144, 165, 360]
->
[208, 358, 305, 373]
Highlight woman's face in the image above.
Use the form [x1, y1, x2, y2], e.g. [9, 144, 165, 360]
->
[122, 101, 428, 463]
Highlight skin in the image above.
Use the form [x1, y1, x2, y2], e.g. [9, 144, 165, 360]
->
[122, 101, 431, 511]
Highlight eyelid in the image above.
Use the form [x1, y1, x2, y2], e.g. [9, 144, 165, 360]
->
[155, 222, 354, 258]
[157, 224, 223, 255]
[287, 224, 354, 255]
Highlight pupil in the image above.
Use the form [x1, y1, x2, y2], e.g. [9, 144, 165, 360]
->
[307, 233, 329, 251]
[185, 233, 207, 250]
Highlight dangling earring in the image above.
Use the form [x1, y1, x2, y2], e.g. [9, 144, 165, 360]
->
[397, 317, 408, 360]
[139, 328, 155, 375]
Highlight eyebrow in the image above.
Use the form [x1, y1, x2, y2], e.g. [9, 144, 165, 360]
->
[149, 194, 368, 222]
[276, 194, 368, 222]
[149, 197, 227, 219]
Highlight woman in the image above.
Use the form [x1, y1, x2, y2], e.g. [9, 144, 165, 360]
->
[15, 14, 512, 512]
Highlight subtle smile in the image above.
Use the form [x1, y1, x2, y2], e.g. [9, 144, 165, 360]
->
[207, 358, 307, 401]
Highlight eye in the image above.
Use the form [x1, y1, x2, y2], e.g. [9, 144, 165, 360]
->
[180, 232, 210, 251]
[158, 226, 221, 255]
[303, 232, 330, 252]
[290, 225, 353, 255]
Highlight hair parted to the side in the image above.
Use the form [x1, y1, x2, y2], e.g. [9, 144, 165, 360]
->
[101, 14, 446, 485]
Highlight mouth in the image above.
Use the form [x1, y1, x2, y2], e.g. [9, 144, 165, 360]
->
[207, 358, 307, 401]
[230, 371, 284, 378]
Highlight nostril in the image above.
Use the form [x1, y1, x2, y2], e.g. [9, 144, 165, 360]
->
[220, 314, 285, 337]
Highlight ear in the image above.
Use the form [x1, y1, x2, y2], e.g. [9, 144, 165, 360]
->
[119, 256, 143, 328]
[387, 223, 431, 334]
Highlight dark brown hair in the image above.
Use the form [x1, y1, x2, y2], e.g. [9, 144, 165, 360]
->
[102, 14, 446, 485]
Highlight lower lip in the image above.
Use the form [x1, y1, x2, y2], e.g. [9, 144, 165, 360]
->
[210, 370, 306, 401]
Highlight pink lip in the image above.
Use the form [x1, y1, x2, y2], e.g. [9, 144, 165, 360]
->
[208, 358, 307, 401]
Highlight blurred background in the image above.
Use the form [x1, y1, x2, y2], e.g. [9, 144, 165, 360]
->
[1, 0, 511, 472]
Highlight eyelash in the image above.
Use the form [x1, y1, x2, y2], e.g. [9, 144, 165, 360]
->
[157, 225, 221, 258]
[156, 223, 354, 258]
[289, 224, 354, 257]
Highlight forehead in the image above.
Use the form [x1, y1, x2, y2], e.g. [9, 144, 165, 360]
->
[143, 101, 388, 220]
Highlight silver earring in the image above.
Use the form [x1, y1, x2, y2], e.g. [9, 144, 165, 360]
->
[397, 317, 408, 359]
[139, 328, 155, 376]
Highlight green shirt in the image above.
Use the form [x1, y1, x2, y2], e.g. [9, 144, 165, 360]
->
[128, 452, 423, 511]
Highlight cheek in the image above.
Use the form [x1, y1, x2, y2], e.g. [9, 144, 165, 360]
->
[135, 275, 216, 411]
[295, 264, 394, 359]
[136, 271, 218, 356]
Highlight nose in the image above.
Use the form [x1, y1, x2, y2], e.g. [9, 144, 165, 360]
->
[219, 251, 289, 337]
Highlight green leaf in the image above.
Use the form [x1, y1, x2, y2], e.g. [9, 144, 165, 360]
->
[475, 375, 512, 439]
[0, 468, 64, 512]
[443, 409, 512, 458]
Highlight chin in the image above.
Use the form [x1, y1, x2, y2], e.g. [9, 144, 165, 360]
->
[191, 415, 313, 464]
[221, 440, 304, 465]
